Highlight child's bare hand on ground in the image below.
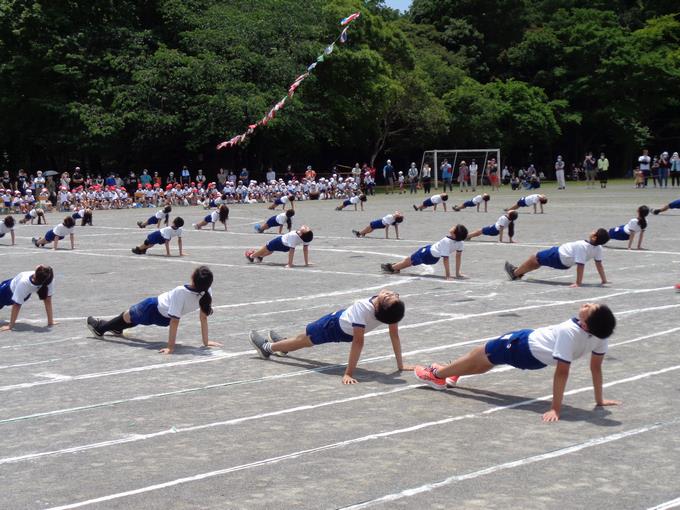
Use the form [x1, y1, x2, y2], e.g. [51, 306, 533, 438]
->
[342, 374, 358, 384]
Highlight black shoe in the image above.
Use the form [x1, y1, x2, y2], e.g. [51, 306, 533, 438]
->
[504, 261, 519, 281]
[131, 247, 143, 254]
[87, 316, 104, 337]
[250, 330, 271, 359]
[137, 221, 144, 228]
[352, 230, 361, 238]
[653, 209, 661, 215]
[268, 330, 288, 356]
[413, 205, 418, 211]
[381, 263, 395, 274]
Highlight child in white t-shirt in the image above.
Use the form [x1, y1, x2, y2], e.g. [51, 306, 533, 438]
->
[353, 211, 404, 239]
[249, 289, 413, 384]
[32, 216, 76, 250]
[245, 225, 313, 268]
[0, 265, 55, 331]
[132, 217, 184, 256]
[466, 211, 517, 243]
[608, 205, 648, 250]
[414, 303, 618, 422]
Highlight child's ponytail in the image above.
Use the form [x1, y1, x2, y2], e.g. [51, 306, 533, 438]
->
[638, 205, 649, 230]
[34, 265, 54, 300]
[192, 266, 214, 316]
[218, 204, 229, 223]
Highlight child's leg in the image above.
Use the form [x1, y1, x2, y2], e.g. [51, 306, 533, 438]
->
[466, 229, 483, 240]
[391, 256, 413, 271]
[359, 226, 373, 236]
[514, 254, 540, 277]
[269, 333, 313, 353]
[432, 346, 494, 378]
[252, 246, 273, 259]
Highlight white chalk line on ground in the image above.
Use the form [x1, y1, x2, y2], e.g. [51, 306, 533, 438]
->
[0, 324, 675, 463]
[338, 419, 679, 509]
[648, 497, 680, 510]
[0, 285, 670, 393]
[41, 365, 680, 510]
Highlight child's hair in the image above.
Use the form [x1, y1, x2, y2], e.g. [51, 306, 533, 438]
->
[591, 228, 610, 246]
[218, 204, 229, 223]
[585, 304, 616, 339]
[452, 224, 468, 241]
[37, 209, 45, 224]
[63, 216, 75, 228]
[507, 211, 518, 221]
[375, 297, 405, 324]
[285, 209, 295, 230]
[637, 205, 649, 230]
[172, 217, 185, 228]
[162, 205, 172, 214]
[288, 194, 296, 202]
[300, 229, 314, 243]
[81, 210, 93, 226]
[192, 266, 214, 316]
[359, 194, 367, 202]
[482, 193, 490, 201]
[394, 213, 404, 224]
[3, 215, 15, 228]
[34, 265, 54, 300]
[441, 194, 449, 201]
[285, 209, 295, 218]
[507, 211, 518, 238]
[539, 196, 548, 204]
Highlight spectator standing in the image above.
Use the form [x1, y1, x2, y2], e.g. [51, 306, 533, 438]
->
[60, 171, 71, 190]
[196, 169, 206, 185]
[597, 152, 609, 189]
[584, 152, 597, 188]
[408, 162, 419, 194]
[555, 155, 566, 190]
[658, 152, 670, 188]
[671, 152, 680, 187]
[71, 167, 84, 188]
[33, 170, 46, 191]
[265, 167, 275, 183]
[16, 169, 29, 193]
[217, 168, 228, 187]
[305, 165, 317, 181]
[181, 165, 191, 184]
[440, 159, 452, 192]
[469, 159, 478, 191]
[351, 163, 362, 184]
[382, 159, 395, 193]
[2, 170, 12, 191]
[140, 169, 152, 186]
[285, 165, 295, 182]
[488, 159, 500, 191]
[638, 149, 651, 187]
[239, 167, 249, 182]
[228, 170, 237, 184]
[421, 162, 432, 194]
[458, 160, 469, 192]
[125, 170, 138, 194]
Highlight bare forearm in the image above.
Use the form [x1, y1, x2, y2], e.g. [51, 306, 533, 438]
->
[345, 339, 364, 376]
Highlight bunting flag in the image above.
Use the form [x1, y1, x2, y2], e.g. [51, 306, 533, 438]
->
[217, 11, 361, 150]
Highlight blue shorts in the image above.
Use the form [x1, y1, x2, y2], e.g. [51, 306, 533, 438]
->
[608, 226, 630, 241]
[266, 236, 290, 252]
[3, 202, 10, 207]
[422, 198, 434, 208]
[485, 329, 546, 370]
[274, 198, 283, 205]
[463, 200, 475, 208]
[305, 310, 353, 345]
[536, 246, 570, 270]
[24, 213, 32, 220]
[0, 278, 14, 308]
[129, 297, 171, 327]
[482, 225, 500, 236]
[203, 214, 213, 223]
[0, 233, 4, 238]
[44, 230, 64, 243]
[147, 216, 159, 225]
[145, 230, 165, 245]
[669, 199, 680, 209]
[71, 212, 82, 219]
[410, 245, 440, 266]
[266, 216, 280, 228]
[342, 199, 351, 207]
[517, 198, 528, 207]
[370, 219, 386, 230]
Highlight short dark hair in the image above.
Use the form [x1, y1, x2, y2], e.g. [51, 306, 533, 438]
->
[375, 298, 405, 324]
[4, 215, 15, 228]
[173, 217, 185, 228]
[163, 205, 172, 214]
[63, 216, 75, 228]
[592, 228, 609, 246]
[360, 194, 367, 202]
[507, 211, 518, 221]
[285, 209, 295, 218]
[394, 214, 404, 224]
[453, 224, 468, 241]
[441, 194, 448, 201]
[482, 193, 490, 201]
[300, 230, 313, 243]
[539, 196, 548, 204]
[585, 304, 616, 339]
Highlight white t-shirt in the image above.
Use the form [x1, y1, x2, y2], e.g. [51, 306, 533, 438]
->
[0, 222, 14, 235]
[558, 240, 603, 267]
[281, 231, 310, 248]
[529, 318, 608, 366]
[349, 196, 361, 205]
[275, 213, 287, 225]
[339, 297, 380, 335]
[638, 155, 651, 170]
[471, 194, 483, 205]
[157, 285, 211, 319]
[8, 271, 54, 305]
[469, 163, 478, 174]
[430, 236, 464, 257]
[279, 195, 290, 204]
[381, 214, 397, 226]
[53, 223, 75, 237]
[624, 218, 643, 234]
[523, 194, 541, 206]
[208, 211, 219, 223]
[160, 226, 183, 240]
[494, 214, 511, 230]
[431, 194, 444, 204]
[154, 209, 167, 220]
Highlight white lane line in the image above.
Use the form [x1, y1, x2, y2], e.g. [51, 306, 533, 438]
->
[0, 325, 675, 463]
[339, 420, 678, 509]
[42, 366, 680, 510]
[648, 497, 680, 510]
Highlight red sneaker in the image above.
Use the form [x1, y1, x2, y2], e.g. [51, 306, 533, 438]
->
[675, 283, 680, 292]
[445, 375, 460, 387]
[414, 365, 446, 390]
[245, 249, 255, 263]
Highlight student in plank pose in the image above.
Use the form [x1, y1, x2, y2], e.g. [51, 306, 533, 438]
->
[86, 266, 221, 354]
[505, 193, 548, 214]
[268, 193, 295, 211]
[0, 265, 55, 331]
[0, 216, 16, 245]
[193, 204, 229, 231]
[249, 289, 413, 384]
[504, 228, 609, 288]
[452, 193, 490, 212]
[32, 216, 76, 250]
[245, 225, 313, 268]
[466, 211, 517, 243]
[608, 205, 648, 250]
[19, 208, 46, 225]
[255, 209, 295, 234]
[413, 303, 618, 422]
[353, 211, 404, 240]
[336, 194, 367, 211]
[132, 217, 184, 256]
[413, 193, 448, 212]
[137, 205, 172, 229]
[71, 207, 93, 226]
[652, 198, 680, 215]
[381, 224, 468, 280]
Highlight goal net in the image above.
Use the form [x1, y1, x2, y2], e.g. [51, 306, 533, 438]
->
[420, 148, 501, 189]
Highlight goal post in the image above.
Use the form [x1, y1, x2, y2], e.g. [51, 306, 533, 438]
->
[420, 148, 501, 189]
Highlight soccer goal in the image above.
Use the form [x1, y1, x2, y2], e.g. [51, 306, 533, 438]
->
[420, 148, 501, 189]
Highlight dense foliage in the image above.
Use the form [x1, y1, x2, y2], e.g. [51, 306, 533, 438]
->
[0, 0, 678, 175]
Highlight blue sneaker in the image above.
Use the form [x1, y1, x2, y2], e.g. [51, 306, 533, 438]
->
[253, 223, 261, 233]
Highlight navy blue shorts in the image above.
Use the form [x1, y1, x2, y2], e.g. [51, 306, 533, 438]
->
[0, 278, 14, 308]
[517, 197, 528, 207]
[608, 226, 630, 241]
[410, 245, 439, 266]
[0, 233, 4, 238]
[343, 199, 351, 207]
[203, 214, 213, 223]
[266, 216, 280, 228]
[536, 246, 569, 270]
[266, 236, 290, 252]
[482, 225, 500, 236]
[145, 230, 165, 245]
[274, 198, 283, 205]
[305, 310, 353, 344]
[147, 216, 159, 225]
[370, 219, 385, 230]
[422, 198, 434, 208]
[44, 230, 64, 243]
[485, 329, 546, 370]
[24, 213, 32, 220]
[669, 199, 680, 209]
[463, 200, 475, 208]
[71, 212, 82, 219]
[129, 297, 171, 327]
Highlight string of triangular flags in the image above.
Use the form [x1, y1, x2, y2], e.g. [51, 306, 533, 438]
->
[217, 11, 361, 150]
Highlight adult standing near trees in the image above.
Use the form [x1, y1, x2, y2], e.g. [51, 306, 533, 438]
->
[305, 165, 317, 181]
[239, 167, 249, 183]
[670, 152, 680, 187]
[650, 155, 660, 187]
[196, 169, 206, 185]
[2, 170, 13, 191]
[16, 169, 29, 194]
[458, 160, 469, 192]
[33, 170, 45, 191]
[597, 152, 609, 189]
[440, 159, 452, 192]
[71, 167, 84, 188]
[217, 168, 228, 188]
[658, 151, 670, 188]
[382, 159, 395, 194]
[285, 165, 295, 182]
[584, 152, 596, 188]
[555, 155, 566, 190]
[408, 162, 419, 194]
[60, 171, 71, 190]
[140, 169, 152, 186]
[265, 167, 275, 183]
[638, 149, 651, 187]
[351, 163, 362, 184]
[421, 162, 432, 193]
[180, 165, 191, 184]
[469, 159, 478, 191]
[125, 170, 138, 194]
[488, 158, 500, 191]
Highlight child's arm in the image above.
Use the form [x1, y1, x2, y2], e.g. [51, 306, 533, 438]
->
[286, 247, 296, 268]
[455, 251, 463, 278]
[302, 245, 311, 266]
[70, 233, 75, 249]
[636, 230, 644, 250]
[394, 224, 399, 239]
[543, 360, 571, 422]
[570, 263, 585, 287]
[164, 240, 171, 256]
[200, 311, 222, 348]
[442, 256, 451, 279]
[53, 237, 59, 250]
[590, 353, 620, 407]
[595, 260, 608, 284]
[10, 230, 15, 245]
[0, 304, 21, 331]
[44, 296, 55, 326]
[343, 327, 365, 384]
[388, 323, 414, 371]
[626, 232, 635, 250]
[498, 226, 504, 243]
[160, 318, 180, 354]
[177, 237, 184, 256]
